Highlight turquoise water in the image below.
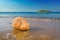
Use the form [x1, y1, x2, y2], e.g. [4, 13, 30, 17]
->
[0, 12, 60, 19]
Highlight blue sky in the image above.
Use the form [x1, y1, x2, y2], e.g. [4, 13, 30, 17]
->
[0, 0, 60, 12]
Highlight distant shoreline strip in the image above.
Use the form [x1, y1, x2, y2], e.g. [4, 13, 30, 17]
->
[0, 16, 60, 19]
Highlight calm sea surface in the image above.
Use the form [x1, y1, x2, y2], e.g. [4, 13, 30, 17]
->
[0, 12, 60, 19]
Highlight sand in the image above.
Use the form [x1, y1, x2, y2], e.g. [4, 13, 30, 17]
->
[0, 17, 60, 40]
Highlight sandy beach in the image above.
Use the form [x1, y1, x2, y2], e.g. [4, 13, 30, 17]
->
[0, 17, 60, 40]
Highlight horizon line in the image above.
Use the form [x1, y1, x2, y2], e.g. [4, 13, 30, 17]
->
[0, 11, 59, 12]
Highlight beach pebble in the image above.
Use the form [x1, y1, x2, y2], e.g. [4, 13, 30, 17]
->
[5, 33, 16, 40]
[11, 17, 29, 30]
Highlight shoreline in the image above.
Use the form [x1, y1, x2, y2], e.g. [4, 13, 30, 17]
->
[0, 16, 60, 40]
[0, 16, 60, 23]
[0, 16, 60, 19]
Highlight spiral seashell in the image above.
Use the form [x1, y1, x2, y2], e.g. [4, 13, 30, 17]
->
[11, 17, 29, 30]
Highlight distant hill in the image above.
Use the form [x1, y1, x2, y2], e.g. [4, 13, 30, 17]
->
[38, 10, 51, 13]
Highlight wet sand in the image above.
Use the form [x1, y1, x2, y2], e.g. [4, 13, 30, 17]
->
[0, 17, 60, 40]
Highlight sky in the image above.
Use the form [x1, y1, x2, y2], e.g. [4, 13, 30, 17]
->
[0, 0, 60, 12]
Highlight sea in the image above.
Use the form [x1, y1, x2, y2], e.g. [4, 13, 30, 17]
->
[0, 12, 60, 19]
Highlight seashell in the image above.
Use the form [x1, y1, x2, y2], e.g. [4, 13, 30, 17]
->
[11, 17, 29, 30]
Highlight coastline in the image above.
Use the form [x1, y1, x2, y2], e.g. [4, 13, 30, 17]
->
[0, 16, 60, 40]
